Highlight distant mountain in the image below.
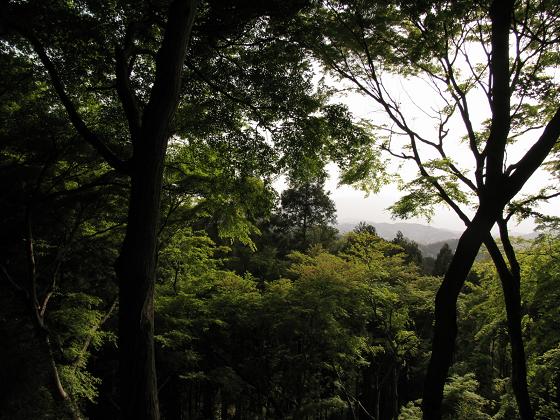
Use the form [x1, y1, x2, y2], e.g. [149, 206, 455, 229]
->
[418, 239, 460, 258]
[337, 221, 462, 245]
[337, 221, 536, 258]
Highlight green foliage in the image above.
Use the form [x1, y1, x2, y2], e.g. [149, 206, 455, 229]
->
[449, 233, 560, 419]
[0, 48, 121, 417]
[399, 400, 422, 419]
[392, 231, 424, 268]
[152, 226, 438, 418]
[433, 243, 454, 276]
[522, 235, 560, 418]
[58, 366, 101, 404]
[341, 229, 404, 273]
[530, 346, 560, 419]
[163, 142, 277, 250]
[3, 1, 559, 418]
[50, 293, 115, 357]
[441, 373, 491, 420]
[390, 176, 469, 221]
[279, 176, 337, 250]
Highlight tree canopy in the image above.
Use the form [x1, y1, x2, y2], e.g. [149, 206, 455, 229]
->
[1, 1, 559, 419]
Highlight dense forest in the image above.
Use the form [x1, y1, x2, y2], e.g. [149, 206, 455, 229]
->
[1, 1, 559, 419]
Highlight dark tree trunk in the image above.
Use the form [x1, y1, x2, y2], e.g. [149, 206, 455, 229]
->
[421, 1, 560, 416]
[422, 208, 496, 419]
[375, 378, 380, 420]
[358, 365, 375, 419]
[116, 164, 163, 419]
[422, 208, 537, 420]
[114, 1, 199, 419]
[392, 366, 399, 420]
[424, 100, 560, 420]
[501, 270, 533, 420]
[485, 226, 534, 420]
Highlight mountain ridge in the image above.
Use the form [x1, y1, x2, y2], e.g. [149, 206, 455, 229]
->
[337, 221, 537, 258]
[337, 221, 462, 245]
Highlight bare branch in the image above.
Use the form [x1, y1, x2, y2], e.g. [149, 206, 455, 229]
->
[505, 190, 560, 222]
[506, 107, 560, 198]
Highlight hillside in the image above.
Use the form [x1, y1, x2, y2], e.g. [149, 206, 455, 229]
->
[337, 221, 462, 245]
[418, 239, 460, 258]
[337, 221, 538, 258]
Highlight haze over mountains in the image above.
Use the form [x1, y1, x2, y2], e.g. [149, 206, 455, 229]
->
[337, 221, 462, 244]
[337, 221, 537, 257]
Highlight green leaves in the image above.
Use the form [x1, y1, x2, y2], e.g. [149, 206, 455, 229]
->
[441, 373, 491, 420]
[390, 174, 469, 221]
[50, 293, 116, 403]
[153, 226, 437, 417]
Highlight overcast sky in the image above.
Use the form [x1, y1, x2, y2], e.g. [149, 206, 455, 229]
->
[325, 163, 556, 234]
[317, 70, 559, 234]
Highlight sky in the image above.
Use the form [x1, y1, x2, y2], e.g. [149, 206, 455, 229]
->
[325, 163, 555, 234]
[314, 70, 559, 235]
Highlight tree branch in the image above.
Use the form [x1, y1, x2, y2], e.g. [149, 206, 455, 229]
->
[506, 107, 560, 199]
[484, 0, 514, 187]
[72, 297, 118, 367]
[115, 22, 143, 142]
[140, 0, 199, 144]
[18, 29, 130, 174]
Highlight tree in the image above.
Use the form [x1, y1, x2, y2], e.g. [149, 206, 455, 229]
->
[3, 1, 199, 416]
[280, 176, 337, 250]
[0, 51, 124, 418]
[2, 1, 382, 416]
[517, 233, 560, 418]
[341, 228, 436, 419]
[433, 244, 454, 277]
[2, 1, 335, 417]
[353, 221, 377, 235]
[453, 232, 560, 419]
[392, 231, 424, 268]
[300, 1, 560, 418]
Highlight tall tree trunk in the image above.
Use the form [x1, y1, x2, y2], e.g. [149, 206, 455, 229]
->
[501, 270, 533, 420]
[116, 164, 163, 419]
[485, 228, 534, 419]
[421, 208, 496, 419]
[114, 1, 198, 419]
[375, 377, 380, 420]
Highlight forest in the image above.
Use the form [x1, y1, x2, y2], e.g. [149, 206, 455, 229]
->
[1, 0, 559, 419]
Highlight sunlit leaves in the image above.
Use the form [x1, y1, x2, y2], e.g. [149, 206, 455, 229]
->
[441, 373, 491, 420]
[390, 174, 469, 221]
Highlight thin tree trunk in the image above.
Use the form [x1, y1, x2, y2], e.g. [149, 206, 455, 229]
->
[422, 211, 535, 420]
[375, 374, 380, 420]
[24, 208, 83, 420]
[392, 367, 399, 420]
[422, 209, 496, 419]
[501, 270, 533, 420]
[44, 334, 83, 420]
[485, 227, 534, 419]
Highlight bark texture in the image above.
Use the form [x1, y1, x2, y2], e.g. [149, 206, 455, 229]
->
[113, 1, 199, 419]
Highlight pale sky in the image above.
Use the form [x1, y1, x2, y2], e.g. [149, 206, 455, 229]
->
[325, 163, 555, 234]
[319, 70, 559, 234]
